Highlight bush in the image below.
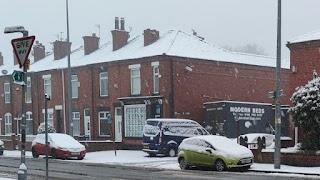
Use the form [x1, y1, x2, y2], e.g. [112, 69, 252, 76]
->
[37, 122, 56, 134]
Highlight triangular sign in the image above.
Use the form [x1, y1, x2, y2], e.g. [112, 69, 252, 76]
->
[11, 36, 35, 68]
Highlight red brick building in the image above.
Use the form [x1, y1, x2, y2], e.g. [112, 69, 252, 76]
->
[287, 28, 320, 144]
[0, 17, 290, 149]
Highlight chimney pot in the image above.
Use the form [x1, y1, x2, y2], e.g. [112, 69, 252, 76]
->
[120, 17, 125, 31]
[115, 17, 119, 30]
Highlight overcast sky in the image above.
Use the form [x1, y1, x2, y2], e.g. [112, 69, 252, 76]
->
[1, 0, 320, 66]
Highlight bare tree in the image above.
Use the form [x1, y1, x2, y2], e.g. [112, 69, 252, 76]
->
[223, 43, 268, 56]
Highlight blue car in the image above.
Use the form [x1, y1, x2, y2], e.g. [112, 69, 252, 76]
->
[142, 118, 209, 157]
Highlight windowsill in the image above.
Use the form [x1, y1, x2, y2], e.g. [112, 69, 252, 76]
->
[100, 95, 109, 98]
[99, 135, 111, 137]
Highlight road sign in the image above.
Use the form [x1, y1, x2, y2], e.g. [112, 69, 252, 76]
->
[12, 70, 25, 85]
[11, 36, 35, 68]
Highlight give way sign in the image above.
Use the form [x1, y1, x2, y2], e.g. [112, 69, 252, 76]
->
[11, 36, 35, 68]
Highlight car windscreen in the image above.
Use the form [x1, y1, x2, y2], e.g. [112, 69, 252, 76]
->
[143, 121, 160, 137]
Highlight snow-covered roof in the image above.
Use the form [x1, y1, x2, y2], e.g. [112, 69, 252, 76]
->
[288, 28, 320, 44]
[0, 30, 290, 76]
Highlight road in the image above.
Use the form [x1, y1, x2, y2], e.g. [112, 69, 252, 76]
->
[0, 156, 316, 180]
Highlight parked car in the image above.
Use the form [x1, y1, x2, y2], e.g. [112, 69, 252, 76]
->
[177, 135, 253, 171]
[142, 118, 209, 157]
[31, 133, 86, 160]
[237, 133, 292, 149]
[0, 140, 4, 155]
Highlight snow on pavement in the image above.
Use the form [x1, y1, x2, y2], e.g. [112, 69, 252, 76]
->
[1, 150, 320, 179]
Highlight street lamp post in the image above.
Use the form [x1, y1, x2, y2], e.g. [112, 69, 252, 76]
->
[274, 0, 282, 169]
[4, 25, 29, 180]
[66, 0, 73, 137]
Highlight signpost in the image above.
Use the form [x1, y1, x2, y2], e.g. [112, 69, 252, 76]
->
[9, 32, 35, 180]
[12, 70, 25, 85]
[11, 36, 35, 68]
[107, 114, 117, 156]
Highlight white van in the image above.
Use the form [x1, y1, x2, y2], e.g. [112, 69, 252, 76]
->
[142, 118, 209, 157]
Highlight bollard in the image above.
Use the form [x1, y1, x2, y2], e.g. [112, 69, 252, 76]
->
[18, 163, 27, 180]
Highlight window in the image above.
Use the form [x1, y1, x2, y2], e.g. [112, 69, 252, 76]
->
[153, 65, 159, 93]
[43, 76, 51, 97]
[124, 104, 146, 137]
[73, 112, 80, 136]
[71, 75, 78, 98]
[4, 82, 10, 103]
[99, 111, 110, 136]
[44, 112, 54, 126]
[130, 68, 141, 95]
[26, 77, 32, 103]
[100, 72, 108, 96]
[26, 111, 33, 135]
[5, 113, 12, 134]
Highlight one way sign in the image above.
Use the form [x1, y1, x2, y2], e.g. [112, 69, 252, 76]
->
[11, 36, 35, 68]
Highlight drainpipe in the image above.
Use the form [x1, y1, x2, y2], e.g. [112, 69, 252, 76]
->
[91, 65, 95, 139]
[163, 54, 175, 118]
[62, 69, 67, 133]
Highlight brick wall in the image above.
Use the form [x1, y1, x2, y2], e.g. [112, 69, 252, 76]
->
[257, 151, 320, 167]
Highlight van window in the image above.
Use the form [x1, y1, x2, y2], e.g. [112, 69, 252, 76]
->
[143, 121, 160, 137]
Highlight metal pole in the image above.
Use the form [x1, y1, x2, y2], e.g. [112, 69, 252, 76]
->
[66, 0, 73, 137]
[18, 30, 28, 180]
[274, 0, 282, 169]
[45, 95, 49, 180]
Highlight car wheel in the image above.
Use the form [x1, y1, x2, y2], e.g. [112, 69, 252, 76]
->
[179, 157, 190, 170]
[0, 151, 3, 155]
[241, 165, 251, 172]
[214, 159, 226, 171]
[51, 149, 58, 159]
[167, 148, 176, 157]
[32, 148, 39, 158]
[148, 153, 157, 157]
[78, 156, 84, 160]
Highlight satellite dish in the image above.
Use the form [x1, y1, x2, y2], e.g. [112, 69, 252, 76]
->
[1, 69, 8, 75]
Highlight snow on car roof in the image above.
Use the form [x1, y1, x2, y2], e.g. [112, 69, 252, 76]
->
[48, 133, 84, 149]
[185, 135, 253, 157]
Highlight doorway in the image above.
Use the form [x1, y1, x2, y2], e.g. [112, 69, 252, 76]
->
[114, 107, 122, 142]
[84, 108, 91, 140]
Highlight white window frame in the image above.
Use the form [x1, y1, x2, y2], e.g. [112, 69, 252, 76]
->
[4, 82, 10, 103]
[129, 64, 141, 95]
[42, 108, 54, 126]
[124, 104, 146, 137]
[152, 62, 160, 94]
[5, 113, 12, 135]
[43, 75, 52, 98]
[71, 75, 78, 98]
[99, 72, 108, 97]
[26, 111, 33, 135]
[73, 112, 80, 136]
[26, 77, 32, 103]
[99, 111, 110, 136]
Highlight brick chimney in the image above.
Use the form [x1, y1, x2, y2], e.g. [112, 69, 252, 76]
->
[53, 40, 71, 60]
[0, 52, 3, 66]
[83, 33, 100, 55]
[33, 41, 46, 62]
[144, 29, 159, 46]
[111, 17, 129, 51]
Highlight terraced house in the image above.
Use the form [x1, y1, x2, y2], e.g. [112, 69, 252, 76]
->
[0, 18, 290, 150]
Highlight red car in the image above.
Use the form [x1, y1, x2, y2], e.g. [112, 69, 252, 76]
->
[31, 133, 86, 160]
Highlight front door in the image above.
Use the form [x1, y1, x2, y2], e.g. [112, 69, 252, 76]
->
[115, 107, 122, 142]
[84, 109, 91, 140]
